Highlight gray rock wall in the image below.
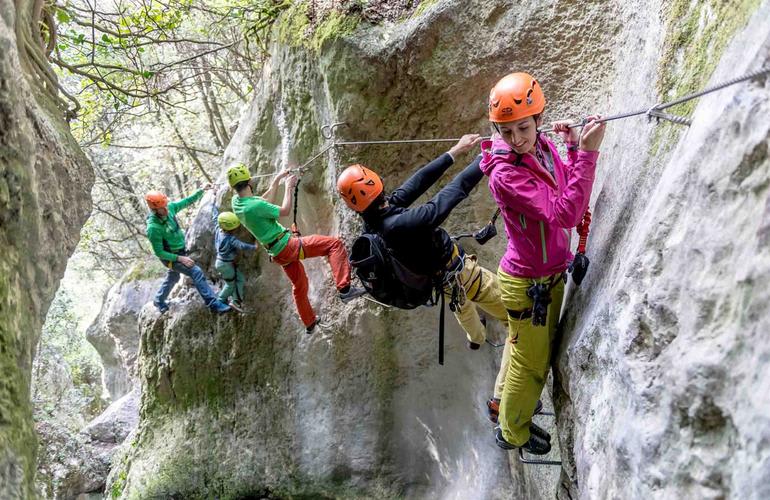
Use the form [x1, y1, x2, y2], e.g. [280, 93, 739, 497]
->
[0, 0, 93, 497]
[555, 3, 770, 498]
[86, 274, 162, 401]
[109, 0, 770, 498]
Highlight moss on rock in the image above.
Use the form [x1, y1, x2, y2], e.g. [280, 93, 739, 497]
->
[652, 0, 760, 154]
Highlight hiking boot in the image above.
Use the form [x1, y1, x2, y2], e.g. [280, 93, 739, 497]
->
[468, 341, 481, 350]
[153, 300, 169, 314]
[487, 398, 543, 424]
[339, 286, 366, 303]
[529, 422, 551, 442]
[211, 300, 232, 315]
[494, 426, 551, 455]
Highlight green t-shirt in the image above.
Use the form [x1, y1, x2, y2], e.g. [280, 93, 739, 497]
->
[231, 195, 290, 256]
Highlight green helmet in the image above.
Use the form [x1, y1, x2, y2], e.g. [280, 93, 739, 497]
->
[217, 211, 241, 231]
[227, 163, 251, 188]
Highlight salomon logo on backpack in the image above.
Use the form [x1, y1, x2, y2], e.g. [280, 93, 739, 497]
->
[350, 233, 436, 309]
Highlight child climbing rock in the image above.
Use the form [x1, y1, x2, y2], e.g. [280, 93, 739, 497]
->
[479, 72, 605, 455]
[336, 134, 509, 350]
[227, 164, 365, 333]
[211, 204, 258, 311]
[145, 186, 231, 315]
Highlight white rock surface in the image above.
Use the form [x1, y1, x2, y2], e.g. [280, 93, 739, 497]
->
[86, 276, 161, 400]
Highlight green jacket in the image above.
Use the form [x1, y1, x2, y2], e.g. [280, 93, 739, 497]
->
[145, 189, 203, 262]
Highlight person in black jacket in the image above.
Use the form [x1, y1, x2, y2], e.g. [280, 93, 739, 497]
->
[336, 134, 509, 355]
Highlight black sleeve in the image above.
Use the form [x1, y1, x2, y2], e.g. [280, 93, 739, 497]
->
[388, 153, 455, 208]
[390, 155, 484, 230]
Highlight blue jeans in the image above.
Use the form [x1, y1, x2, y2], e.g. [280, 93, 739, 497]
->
[155, 259, 219, 308]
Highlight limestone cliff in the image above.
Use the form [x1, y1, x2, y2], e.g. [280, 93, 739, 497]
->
[0, 0, 93, 497]
[106, 0, 770, 498]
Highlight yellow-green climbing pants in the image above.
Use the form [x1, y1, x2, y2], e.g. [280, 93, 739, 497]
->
[444, 255, 508, 345]
[497, 267, 565, 446]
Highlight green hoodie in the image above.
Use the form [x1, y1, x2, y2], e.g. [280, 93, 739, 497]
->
[145, 189, 203, 262]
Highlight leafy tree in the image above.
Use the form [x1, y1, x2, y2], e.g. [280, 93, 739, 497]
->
[37, 0, 290, 273]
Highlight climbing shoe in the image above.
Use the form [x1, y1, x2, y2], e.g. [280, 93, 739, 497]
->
[339, 285, 366, 303]
[305, 316, 329, 334]
[486, 398, 543, 424]
[468, 341, 481, 350]
[494, 426, 551, 455]
[153, 300, 169, 314]
[228, 299, 244, 313]
[529, 422, 551, 442]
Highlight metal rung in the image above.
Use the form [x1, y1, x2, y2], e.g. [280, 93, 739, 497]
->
[518, 449, 562, 466]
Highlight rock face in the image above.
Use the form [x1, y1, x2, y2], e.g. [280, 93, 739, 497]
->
[0, 0, 93, 497]
[36, 390, 140, 499]
[554, 4, 770, 499]
[86, 274, 162, 401]
[108, 0, 770, 498]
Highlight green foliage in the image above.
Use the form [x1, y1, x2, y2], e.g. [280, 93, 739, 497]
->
[32, 288, 105, 426]
[276, 1, 361, 50]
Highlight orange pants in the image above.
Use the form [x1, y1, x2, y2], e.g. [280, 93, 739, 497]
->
[272, 235, 351, 327]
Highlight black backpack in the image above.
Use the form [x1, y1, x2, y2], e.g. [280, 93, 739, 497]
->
[350, 232, 439, 310]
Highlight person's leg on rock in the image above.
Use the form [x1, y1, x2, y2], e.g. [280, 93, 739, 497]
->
[154, 263, 180, 312]
[280, 259, 316, 330]
[173, 261, 229, 313]
[216, 260, 236, 303]
[297, 234, 364, 302]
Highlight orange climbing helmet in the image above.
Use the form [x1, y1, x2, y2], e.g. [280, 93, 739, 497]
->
[337, 164, 384, 212]
[488, 72, 546, 123]
[145, 191, 168, 210]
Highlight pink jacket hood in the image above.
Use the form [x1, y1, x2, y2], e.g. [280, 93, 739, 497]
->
[480, 135, 598, 278]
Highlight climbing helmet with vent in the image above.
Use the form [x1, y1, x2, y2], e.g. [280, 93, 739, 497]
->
[337, 164, 384, 212]
[217, 211, 241, 231]
[227, 163, 251, 188]
[145, 191, 168, 210]
[488, 72, 546, 123]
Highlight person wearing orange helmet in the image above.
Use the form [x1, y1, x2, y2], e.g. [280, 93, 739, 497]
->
[227, 164, 365, 334]
[145, 185, 232, 314]
[479, 72, 606, 455]
[337, 134, 509, 350]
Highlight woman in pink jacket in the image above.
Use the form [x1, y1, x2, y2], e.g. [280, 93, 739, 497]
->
[479, 72, 606, 455]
